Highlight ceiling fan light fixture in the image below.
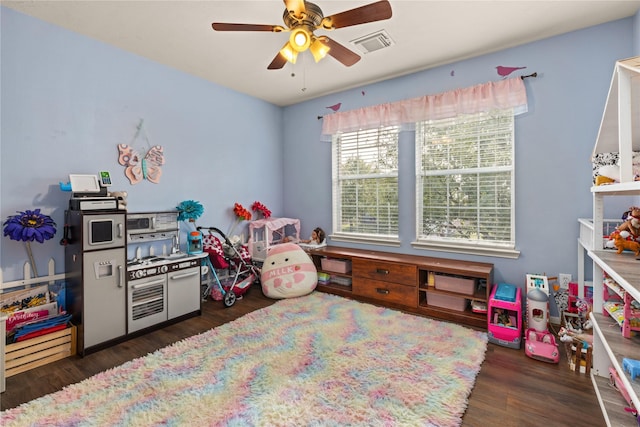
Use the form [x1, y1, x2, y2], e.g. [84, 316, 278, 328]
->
[310, 37, 330, 62]
[213, 0, 393, 70]
[290, 27, 311, 52]
[279, 42, 298, 64]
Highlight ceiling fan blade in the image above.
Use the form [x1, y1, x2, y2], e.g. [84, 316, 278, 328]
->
[283, 0, 306, 18]
[323, 37, 361, 67]
[267, 52, 288, 70]
[212, 23, 285, 32]
[322, 0, 392, 30]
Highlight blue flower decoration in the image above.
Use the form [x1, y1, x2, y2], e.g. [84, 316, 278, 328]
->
[176, 200, 204, 222]
[3, 209, 56, 243]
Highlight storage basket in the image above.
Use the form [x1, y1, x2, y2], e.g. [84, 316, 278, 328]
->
[427, 293, 468, 311]
[434, 274, 475, 295]
[321, 258, 352, 274]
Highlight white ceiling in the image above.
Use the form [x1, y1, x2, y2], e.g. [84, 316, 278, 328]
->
[3, 0, 640, 106]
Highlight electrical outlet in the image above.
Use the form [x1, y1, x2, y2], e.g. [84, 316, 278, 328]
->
[558, 273, 572, 290]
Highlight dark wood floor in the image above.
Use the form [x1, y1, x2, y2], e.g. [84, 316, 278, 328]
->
[2, 286, 606, 426]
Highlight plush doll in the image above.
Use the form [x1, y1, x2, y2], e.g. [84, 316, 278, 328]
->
[616, 207, 640, 239]
[261, 243, 317, 299]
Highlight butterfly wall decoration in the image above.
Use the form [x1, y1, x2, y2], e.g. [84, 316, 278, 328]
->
[117, 119, 165, 185]
[117, 143, 164, 184]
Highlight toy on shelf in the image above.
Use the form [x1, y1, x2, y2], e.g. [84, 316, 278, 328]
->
[623, 358, 640, 381]
[471, 300, 487, 314]
[487, 283, 522, 349]
[524, 274, 559, 364]
[604, 207, 640, 255]
[611, 232, 640, 256]
[617, 207, 640, 239]
[603, 274, 640, 339]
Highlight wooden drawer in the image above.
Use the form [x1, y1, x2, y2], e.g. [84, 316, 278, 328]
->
[352, 277, 418, 307]
[352, 258, 416, 286]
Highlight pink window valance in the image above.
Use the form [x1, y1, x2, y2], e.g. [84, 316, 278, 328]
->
[321, 77, 528, 140]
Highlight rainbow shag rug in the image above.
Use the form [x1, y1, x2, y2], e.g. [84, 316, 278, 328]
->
[2, 292, 487, 426]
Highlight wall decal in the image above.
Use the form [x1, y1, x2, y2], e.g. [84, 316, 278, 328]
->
[117, 119, 165, 185]
[496, 65, 527, 78]
[326, 103, 342, 112]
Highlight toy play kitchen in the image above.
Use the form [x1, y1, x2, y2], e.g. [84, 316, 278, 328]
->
[125, 211, 203, 334]
[64, 174, 205, 355]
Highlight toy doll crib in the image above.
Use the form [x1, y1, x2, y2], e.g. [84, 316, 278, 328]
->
[248, 217, 300, 262]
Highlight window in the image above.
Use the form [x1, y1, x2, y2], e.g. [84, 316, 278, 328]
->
[332, 126, 400, 245]
[415, 109, 518, 258]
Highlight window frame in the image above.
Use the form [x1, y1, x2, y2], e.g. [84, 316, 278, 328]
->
[413, 109, 520, 259]
[330, 126, 401, 247]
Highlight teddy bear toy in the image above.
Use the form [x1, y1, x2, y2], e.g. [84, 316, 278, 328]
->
[108, 191, 128, 210]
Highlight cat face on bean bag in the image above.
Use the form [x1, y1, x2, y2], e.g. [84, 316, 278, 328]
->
[261, 243, 317, 299]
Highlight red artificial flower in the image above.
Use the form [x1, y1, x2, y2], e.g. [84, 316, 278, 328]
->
[233, 203, 252, 221]
[251, 201, 271, 219]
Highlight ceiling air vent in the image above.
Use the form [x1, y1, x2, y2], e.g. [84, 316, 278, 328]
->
[350, 30, 394, 54]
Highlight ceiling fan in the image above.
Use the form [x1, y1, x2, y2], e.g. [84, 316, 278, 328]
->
[211, 0, 392, 69]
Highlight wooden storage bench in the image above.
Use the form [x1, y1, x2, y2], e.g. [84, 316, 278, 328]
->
[5, 325, 76, 377]
[308, 246, 493, 329]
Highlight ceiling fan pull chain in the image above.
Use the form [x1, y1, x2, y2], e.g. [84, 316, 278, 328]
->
[302, 55, 307, 92]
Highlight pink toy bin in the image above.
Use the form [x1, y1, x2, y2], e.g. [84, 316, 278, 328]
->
[487, 283, 523, 349]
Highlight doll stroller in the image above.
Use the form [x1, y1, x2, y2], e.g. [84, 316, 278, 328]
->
[198, 226, 260, 307]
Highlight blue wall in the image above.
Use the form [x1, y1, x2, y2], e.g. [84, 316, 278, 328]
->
[1, 5, 637, 300]
[0, 7, 283, 281]
[282, 18, 636, 289]
[635, 11, 640, 54]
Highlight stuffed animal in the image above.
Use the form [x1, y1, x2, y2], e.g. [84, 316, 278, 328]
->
[261, 243, 317, 299]
[616, 207, 640, 239]
[612, 232, 640, 256]
[108, 191, 128, 210]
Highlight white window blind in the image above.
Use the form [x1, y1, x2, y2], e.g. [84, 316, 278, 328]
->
[415, 109, 515, 251]
[332, 126, 399, 239]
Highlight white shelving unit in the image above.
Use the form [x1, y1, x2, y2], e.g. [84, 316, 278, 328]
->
[586, 56, 640, 427]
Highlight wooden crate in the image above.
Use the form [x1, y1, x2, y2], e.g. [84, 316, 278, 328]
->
[5, 325, 76, 377]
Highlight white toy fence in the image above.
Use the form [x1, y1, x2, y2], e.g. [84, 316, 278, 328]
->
[0, 259, 66, 292]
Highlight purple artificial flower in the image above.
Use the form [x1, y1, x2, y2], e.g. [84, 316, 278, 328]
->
[3, 209, 56, 243]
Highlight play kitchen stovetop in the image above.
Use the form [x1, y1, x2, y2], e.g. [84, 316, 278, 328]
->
[127, 255, 200, 280]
